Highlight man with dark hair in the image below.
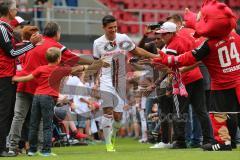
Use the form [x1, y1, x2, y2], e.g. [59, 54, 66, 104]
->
[93, 15, 158, 152]
[0, 0, 42, 157]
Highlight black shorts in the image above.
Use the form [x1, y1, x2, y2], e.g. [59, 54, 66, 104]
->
[210, 88, 240, 113]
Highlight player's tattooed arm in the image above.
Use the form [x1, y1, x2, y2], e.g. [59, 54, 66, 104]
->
[131, 46, 159, 58]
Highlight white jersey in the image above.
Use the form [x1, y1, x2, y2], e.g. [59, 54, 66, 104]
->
[93, 33, 135, 100]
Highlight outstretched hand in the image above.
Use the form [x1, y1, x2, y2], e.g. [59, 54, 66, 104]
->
[142, 84, 156, 97]
[137, 59, 152, 65]
[101, 58, 110, 68]
[30, 32, 43, 45]
[84, 59, 109, 74]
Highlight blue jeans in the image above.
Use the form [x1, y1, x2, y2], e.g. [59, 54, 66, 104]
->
[29, 95, 55, 153]
[145, 97, 156, 131]
[185, 105, 202, 145]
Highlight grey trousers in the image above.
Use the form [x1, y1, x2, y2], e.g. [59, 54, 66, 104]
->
[8, 92, 43, 150]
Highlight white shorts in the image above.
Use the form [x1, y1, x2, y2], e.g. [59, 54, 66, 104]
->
[99, 85, 125, 113]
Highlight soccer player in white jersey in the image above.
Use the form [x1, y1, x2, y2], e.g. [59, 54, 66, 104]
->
[93, 15, 158, 152]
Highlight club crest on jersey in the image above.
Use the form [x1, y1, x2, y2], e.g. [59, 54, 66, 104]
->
[119, 40, 133, 50]
[104, 42, 117, 52]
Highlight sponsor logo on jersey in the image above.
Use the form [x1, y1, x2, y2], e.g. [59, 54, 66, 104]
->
[104, 41, 117, 52]
[119, 40, 133, 50]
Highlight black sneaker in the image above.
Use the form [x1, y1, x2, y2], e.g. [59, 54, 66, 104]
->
[231, 142, 237, 149]
[171, 141, 187, 149]
[187, 142, 201, 148]
[201, 143, 232, 151]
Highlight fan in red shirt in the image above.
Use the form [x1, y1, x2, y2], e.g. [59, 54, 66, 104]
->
[16, 23, 80, 95]
[154, 21, 213, 148]
[12, 47, 86, 156]
[166, 14, 214, 148]
[153, 0, 239, 151]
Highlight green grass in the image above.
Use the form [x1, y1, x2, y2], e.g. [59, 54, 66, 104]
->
[3, 138, 240, 160]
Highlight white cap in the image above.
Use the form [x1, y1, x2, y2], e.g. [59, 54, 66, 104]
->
[15, 16, 25, 24]
[155, 22, 176, 34]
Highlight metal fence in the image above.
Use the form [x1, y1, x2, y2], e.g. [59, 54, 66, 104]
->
[33, 5, 183, 35]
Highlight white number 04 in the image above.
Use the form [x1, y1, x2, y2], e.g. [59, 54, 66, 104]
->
[218, 42, 240, 67]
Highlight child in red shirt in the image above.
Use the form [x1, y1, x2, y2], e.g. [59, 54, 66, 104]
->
[12, 47, 86, 156]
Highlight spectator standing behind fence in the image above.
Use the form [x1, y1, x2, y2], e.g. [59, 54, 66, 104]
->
[65, 0, 78, 7]
[0, 0, 42, 157]
[35, 0, 47, 32]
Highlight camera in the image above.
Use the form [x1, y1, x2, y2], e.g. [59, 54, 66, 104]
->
[129, 57, 139, 63]
[148, 24, 161, 30]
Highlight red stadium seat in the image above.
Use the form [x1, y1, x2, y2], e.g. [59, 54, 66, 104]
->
[143, 1, 153, 9]
[112, 0, 124, 3]
[159, 0, 172, 9]
[143, 12, 154, 22]
[122, 12, 133, 21]
[113, 10, 123, 19]
[124, 0, 135, 8]
[119, 25, 129, 33]
[130, 25, 139, 34]
[134, 0, 144, 9]
[152, 0, 162, 9]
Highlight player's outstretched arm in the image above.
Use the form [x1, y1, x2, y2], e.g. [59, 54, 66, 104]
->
[71, 65, 85, 73]
[71, 51, 110, 67]
[130, 46, 159, 58]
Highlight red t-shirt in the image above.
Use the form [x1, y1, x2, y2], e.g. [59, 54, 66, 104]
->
[32, 65, 71, 97]
[203, 32, 240, 90]
[166, 33, 203, 85]
[17, 36, 79, 94]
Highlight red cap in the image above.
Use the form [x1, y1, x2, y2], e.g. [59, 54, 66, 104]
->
[10, 16, 30, 28]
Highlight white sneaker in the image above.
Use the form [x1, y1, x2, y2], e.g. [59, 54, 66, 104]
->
[28, 151, 38, 156]
[138, 138, 148, 143]
[69, 139, 79, 145]
[150, 142, 173, 149]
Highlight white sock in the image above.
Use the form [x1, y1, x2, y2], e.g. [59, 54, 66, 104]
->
[112, 120, 122, 138]
[102, 115, 113, 145]
[139, 109, 147, 140]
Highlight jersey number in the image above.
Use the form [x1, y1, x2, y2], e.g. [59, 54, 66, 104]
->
[218, 42, 240, 67]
